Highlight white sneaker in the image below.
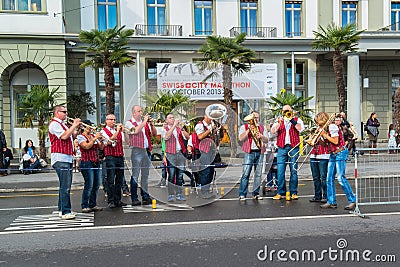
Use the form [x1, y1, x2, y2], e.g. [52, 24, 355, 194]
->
[239, 196, 246, 201]
[58, 211, 62, 218]
[61, 213, 76, 220]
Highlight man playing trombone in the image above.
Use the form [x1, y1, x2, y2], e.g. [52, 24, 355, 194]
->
[124, 105, 157, 206]
[238, 111, 269, 201]
[271, 105, 304, 201]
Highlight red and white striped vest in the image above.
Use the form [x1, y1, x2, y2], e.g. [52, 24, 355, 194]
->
[197, 121, 212, 153]
[276, 117, 300, 148]
[311, 142, 330, 156]
[129, 120, 153, 151]
[242, 124, 266, 154]
[48, 120, 73, 155]
[103, 127, 124, 157]
[79, 134, 99, 162]
[164, 126, 187, 154]
[329, 127, 345, 152]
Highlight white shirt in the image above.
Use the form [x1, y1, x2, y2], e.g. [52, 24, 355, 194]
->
[272, 117, 304, 145]
[48, 117, 73, 166]
[195, 120, 213, 135]
[125, 118, 149, 148]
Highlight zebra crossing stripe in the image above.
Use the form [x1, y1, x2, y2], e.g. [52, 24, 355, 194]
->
[5, 212, 94, 231]
[123, 203, 193, 213]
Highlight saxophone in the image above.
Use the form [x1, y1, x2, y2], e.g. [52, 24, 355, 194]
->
[243, 113, 263, 150]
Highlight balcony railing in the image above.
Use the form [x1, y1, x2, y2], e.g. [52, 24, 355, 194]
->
[378, 21, 400, 31]
[229, 27, 277, 38]
[135, 24, 183, 36]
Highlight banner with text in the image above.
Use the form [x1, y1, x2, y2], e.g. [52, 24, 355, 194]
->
[157, 63, 277, 100]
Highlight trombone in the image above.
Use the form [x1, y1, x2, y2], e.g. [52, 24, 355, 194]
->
[288, 113, 336, 171]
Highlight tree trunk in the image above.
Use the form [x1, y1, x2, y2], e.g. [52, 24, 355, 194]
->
[394, 87, 400, 145]
[222, 64, 238, 157]
[38, 118, 47, 160]
[333, 51, 346, 113]
[104, 57, 115, 116]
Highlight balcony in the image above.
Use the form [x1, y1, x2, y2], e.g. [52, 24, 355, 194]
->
[135, 24, 182, 37]
[229, 27, 277, 38]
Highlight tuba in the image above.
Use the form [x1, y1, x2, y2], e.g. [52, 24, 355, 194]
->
[243, 113, 263, 150]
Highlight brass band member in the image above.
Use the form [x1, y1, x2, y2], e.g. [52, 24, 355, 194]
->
[124, 105, 157, 206]
[271, 105, 304, 201]
[320, 114, 356, 210]
[309, 113, 330, 203]
[195, 113, 218, 197]
[238, 111, 268, 201]
[77, 120, 104, 213]
[163, 113, 190, 202]
[48, 105, 80, 220]
[101, 114, 127, 208]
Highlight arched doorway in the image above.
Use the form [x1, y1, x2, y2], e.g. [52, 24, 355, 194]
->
[9, 62, 48, 149]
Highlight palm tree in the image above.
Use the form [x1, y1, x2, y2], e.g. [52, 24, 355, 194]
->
[18, 85, 62, 159]
[79, 25, 134, 115]
[198, 32, 255, 157]
[312, 23, 364, 112]
[266, 89, 314, 124]
[142, 91, 195, 117]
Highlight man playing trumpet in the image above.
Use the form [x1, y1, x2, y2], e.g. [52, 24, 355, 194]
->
[271, 105, 304, 201]
[238, 111, 268, 201]
[124, 105, 157, 206]
[101, 114, 127, 208]
[162, 113, 190, 202]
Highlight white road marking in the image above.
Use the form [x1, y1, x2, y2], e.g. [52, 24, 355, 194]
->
[1, 212, 400, 235]
[123, 203, 193, 213]
[4, 212, 94, 231]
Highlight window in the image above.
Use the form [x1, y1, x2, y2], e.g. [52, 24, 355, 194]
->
[98, 67, 120, 123]
[342, 1, 357, 27]
[97, 0, 117, 31]
[146, 59, 170, 96]
[391, 1, 400, 30]
[147, 0, 166, 35]
[194, 0, 213, 35]
[285, 1, 302, 37]
[240, 0, 257, 36]
[285, 60, 306, 98]
[1, 0, 43, 12]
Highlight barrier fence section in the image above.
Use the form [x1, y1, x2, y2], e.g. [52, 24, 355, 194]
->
[352, 147, 400, 218]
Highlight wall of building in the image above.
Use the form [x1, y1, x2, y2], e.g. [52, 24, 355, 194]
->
[66, 52, 85, 95]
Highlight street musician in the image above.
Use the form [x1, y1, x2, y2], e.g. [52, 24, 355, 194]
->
[271, 105, 304, 201]
[238, 111, 268, 201]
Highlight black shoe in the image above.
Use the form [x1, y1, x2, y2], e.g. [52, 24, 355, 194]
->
[309, 197, 321, 203]
[320, 198, 327, 203]
[320, 203, 337, 209]
[108, 202, 116, 208]
[344, 202, 356, 210]
[142, 198, 152, 205]
[116, 202, 127, 207]
[131, 199, 141, 206]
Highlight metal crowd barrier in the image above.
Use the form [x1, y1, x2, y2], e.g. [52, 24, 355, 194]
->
[352, 147, 400, 218]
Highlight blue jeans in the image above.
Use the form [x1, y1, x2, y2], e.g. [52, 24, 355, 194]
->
[80, 160, 101, 209]
[105, 156, 124, 205]
[166, 153, 185, 195]
[53, 161, 73, 215]
[310, 157, 328, 199]
[130, 148, 151, 201]
[276, 145, 299, 195]
[239, 151, 264, 197]
[326, 148, 356, 205]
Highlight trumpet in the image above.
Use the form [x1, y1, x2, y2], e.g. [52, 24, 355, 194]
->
[67, 117, 96, 131]
[283, 110, 298, 121]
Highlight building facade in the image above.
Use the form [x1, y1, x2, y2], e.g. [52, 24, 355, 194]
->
[1, 0, 400, 149]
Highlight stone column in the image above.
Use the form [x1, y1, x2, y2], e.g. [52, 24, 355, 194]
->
[347, 53, 362, 135]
